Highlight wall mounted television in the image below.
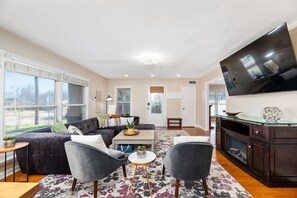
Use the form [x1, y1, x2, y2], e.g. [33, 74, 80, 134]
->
[220, 23, 297, 96]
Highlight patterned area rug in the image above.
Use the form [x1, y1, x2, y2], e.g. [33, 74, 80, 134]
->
[34, 130, 252, 198]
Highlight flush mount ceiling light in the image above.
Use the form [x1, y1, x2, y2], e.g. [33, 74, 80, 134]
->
[141, 56, 155, 65]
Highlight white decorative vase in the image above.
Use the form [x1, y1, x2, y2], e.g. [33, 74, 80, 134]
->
[3, 139, 16, 148]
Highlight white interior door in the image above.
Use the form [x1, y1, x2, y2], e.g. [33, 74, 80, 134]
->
[181, 85, 196, 127]
[147, 86, 166, 126]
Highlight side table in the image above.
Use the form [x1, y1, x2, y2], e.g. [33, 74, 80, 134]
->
[167, 118, 182, 128]
[0, 142, 29, 182]
[128, 151, 156, 197]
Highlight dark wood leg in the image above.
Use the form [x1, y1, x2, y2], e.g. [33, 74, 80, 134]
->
[122, 164, 127, 178]
[71, 178, 77, 195]
[202, 178, 208, 196]
[13, 151, 15, 182]
[94, 181, 98, 198]
[175, 179, 180, 198]
[162, 165, 165, 176]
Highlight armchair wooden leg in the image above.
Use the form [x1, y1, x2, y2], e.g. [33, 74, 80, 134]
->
[175, 179, 180, 198]
[71, 178, 77, 195]
[202, 178, 209, 196]
[94, 181, 98, 198]
[122, 164, 127, 178]
[162, 165, 165, 177]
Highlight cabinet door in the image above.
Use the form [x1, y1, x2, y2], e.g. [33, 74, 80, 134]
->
[270, 145, 297, 180]
[216, 128, 221, 150]
[216, 117, 222, 150]
[248, 140, 269, 180]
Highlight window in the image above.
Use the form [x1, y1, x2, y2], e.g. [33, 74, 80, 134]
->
[4, 71, 56, 136]
[115, 87, 131, 115]
[209, 92, 226, 116]
[1, 53, 89, 137]
[63, 83, 86, 123]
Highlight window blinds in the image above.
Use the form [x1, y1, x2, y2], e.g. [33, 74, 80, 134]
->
[4, 60, 89, 87]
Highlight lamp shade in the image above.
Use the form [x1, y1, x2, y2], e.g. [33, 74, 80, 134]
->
[106, 95, 113, 101]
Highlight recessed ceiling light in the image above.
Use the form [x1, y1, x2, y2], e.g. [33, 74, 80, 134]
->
[124, 74, 128, 77]
[177, 74, 181, 77]
[150, 74, 155, 77]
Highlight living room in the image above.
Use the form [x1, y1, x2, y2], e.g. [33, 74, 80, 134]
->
[1, 1, 297, 197]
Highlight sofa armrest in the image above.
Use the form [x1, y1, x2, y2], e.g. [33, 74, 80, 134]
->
[15, 132, 71, 174]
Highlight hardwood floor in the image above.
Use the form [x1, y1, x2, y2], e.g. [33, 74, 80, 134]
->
[3, 127, 297, 197]
[183, 127, 297, 198]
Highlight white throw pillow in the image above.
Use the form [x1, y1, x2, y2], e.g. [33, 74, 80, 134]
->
[68, 125, 83, 135]
[108, 118, 120, 127]
[173, 136, 210, 145]
[120, 117, 134, 125]
[71, 134, 110, 155]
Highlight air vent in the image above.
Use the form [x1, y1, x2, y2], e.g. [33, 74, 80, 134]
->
[189, 81, 196, 84]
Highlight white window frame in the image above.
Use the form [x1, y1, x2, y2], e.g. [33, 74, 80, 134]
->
[114, 86, 133, 115]
[0, 50, 89, 138]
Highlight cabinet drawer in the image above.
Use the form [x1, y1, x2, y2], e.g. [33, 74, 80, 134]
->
[251, 125, 269, 142]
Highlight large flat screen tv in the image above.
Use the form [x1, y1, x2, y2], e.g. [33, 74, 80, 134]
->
[220, 23, 297, 96]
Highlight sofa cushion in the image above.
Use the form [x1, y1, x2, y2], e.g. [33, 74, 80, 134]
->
[120, 117, 134, 125]
[70, 118, 99, 134]
[68, 125, 83, 135]
[71, 134, 110, 155]
[97, 114, 110, 128]
[86, 129, 114, 146]
[51, 121, 68, 133]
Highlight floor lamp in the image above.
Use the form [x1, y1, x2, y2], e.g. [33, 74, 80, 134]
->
[106, 95, 113, 114]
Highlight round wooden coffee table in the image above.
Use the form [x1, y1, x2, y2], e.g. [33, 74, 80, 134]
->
[128, 151, 156, 197]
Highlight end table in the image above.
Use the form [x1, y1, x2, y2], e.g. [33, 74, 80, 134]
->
[0, 142, 29, 182]
[128, 151, 156, 197]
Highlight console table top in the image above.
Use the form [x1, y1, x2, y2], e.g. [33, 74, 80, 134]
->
[217, 114, 297, 126]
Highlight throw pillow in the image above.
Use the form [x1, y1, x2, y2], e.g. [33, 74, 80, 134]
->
[71, 134, 110, 155]
[68, 125, 84, 135]
[97, 114, 110, 128]
[120, 117, 134, 125]
[51, 121, 68, 133]
[108, 118, 120, 127]
[173, 136, 209, 145]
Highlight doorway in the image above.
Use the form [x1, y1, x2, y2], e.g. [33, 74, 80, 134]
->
[181, 85, 196, 127]
[147, 86, 166, 126]
[205, 76, 226, 131]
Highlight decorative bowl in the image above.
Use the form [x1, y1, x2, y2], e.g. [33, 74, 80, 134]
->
[3, 139, 16, 148]
[123, 129, 139, 136]
[225, 112, 241, 116]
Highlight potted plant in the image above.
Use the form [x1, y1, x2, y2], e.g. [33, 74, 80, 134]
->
[3, 136, 16, 148]
[137, 145, 146, 158]
[124, 112, 130, 117]
[126, 120, 135, 133]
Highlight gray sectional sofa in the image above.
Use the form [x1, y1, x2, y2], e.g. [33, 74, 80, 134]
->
[15, 116, 155, 175]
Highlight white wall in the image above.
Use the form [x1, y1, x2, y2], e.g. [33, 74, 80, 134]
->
[108, 78, 198, 124]
[0, 28, 108, 118]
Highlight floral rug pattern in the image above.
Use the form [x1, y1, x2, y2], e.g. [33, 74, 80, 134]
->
[34, 130, 252, 198]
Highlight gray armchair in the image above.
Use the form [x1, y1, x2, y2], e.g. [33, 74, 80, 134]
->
[162, 142, 213, 197]
[64, 141, 128, 198]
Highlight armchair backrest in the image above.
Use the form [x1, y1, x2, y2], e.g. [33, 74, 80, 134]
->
[163, 142, 213, 180]
[64, 141, 121, 181]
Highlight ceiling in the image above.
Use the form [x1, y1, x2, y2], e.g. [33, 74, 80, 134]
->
[0, 0, 297, 79]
